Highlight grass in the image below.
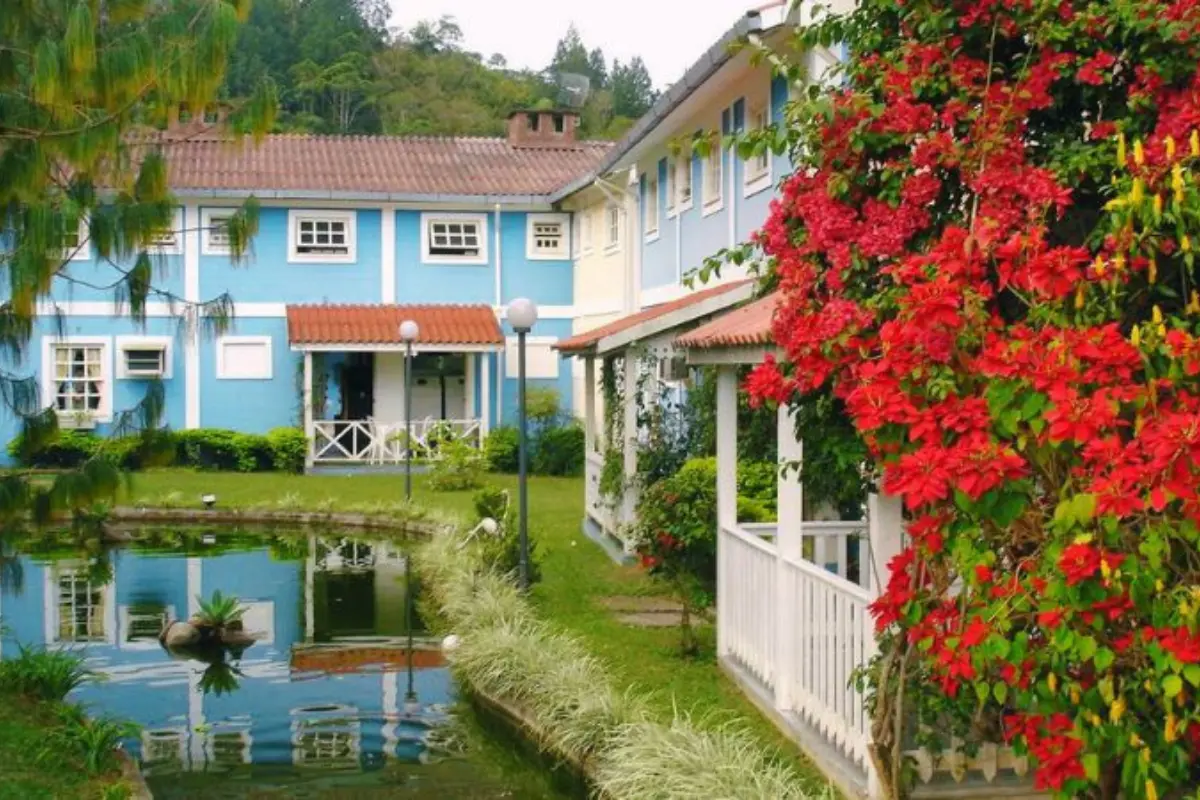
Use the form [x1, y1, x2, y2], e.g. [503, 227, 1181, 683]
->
[117, 468, 828, 790]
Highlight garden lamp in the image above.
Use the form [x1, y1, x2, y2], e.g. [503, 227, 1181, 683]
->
[399, 320, 419, 501]
[508, 298, 538, 590]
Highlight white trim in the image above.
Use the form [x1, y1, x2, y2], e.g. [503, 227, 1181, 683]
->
[119, 604, 177, 651]
[421, 212, 489, 265]
[292, 342, 502, 354]
[580, 208, 595, 255]
[603, 205, 622, 254]
[200, 208, 234, 256]
[44, 564, 117, 647]
[115, 335, 174, 380]
[674, 155, 695, 213]
[743, 91, 774, 198]
[480, 353, 491, 437]
[287, 209, 357, 264]
[184, 205, 201, 429]
[148, 208, 185, 255]
[701, 129, 725, 215]
[644, 172, 660, 241]
[42, 335, 114, 423]
[380, 206, 396, 302]
[525, 213, 570, 261]
[216, 335, 273, 380]
[685, 344, 775, 366]
[34, 300, 290, 318]
[63, 216, 90, 262]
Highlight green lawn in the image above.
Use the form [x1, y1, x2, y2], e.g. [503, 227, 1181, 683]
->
[0, 693, 131, 799]
[120, 468, 828, 791]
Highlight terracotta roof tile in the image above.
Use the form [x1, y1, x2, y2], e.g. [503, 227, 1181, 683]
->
[676, 293, 779, 349]
[287, 304, 503, 347]
[156, 134, 611, 197]
[555, 280, 754, 354]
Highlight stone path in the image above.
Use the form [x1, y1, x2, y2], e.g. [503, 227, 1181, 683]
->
[596, 596, 687, 628]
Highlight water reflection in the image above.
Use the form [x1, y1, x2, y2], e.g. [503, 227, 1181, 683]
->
[0, 528, 553, 797]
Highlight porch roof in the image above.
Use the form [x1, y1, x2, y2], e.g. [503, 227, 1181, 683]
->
[287, 303, 504, 352]
[675, 292, 779, 365]
[554, 279, 755, 357]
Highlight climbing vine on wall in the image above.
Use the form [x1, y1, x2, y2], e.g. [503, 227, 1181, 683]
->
[599, 355, 625, 502]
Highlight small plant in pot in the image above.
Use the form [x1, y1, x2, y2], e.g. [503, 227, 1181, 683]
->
[160, 590, 256, 651]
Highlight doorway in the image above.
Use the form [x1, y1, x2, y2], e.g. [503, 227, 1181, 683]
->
[340, 353, 374, 454]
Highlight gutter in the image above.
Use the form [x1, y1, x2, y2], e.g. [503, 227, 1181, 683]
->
[175, 188, 559, 206]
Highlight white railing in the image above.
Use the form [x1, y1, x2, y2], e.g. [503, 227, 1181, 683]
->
[720, 524, 779, 689]
[311, 419, 482, 464]
[585, 451, 612, 532]
[729, 520, 870, 590]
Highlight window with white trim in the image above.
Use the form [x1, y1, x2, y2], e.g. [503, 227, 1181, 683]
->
[121, 604, 176, 648]
[422, 214, 487, 263]
[644, 174, 659, 237]
[702, 135, 724, 209]
[526, 214, 568, 260]
[202, 209, 233, 255]
[581, 210, 594, 254]
[149, 208, 184, 254]
[216, 336, 273, 380]
[666, 162, 677, 215]
[117, 336, 172, 379]
[47, 340, 110, 422]
[289, 210, 356, 263]
[676, 156, 693, 209]
[506, 337, 560, 379]
[61, 215, 89, 261]
[605, 206, 621, 250]
[55, 570, 108, 643]
[745, 101, 772, 188]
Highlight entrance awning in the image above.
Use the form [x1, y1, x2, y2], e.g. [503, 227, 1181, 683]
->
[675, 292, 779, 365]
[287, 304, 505, 353]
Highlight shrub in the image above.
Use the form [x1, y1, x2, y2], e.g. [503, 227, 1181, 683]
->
[267, 427, 307, 474]
[533, 423, 585, 476]
[0, 647, 91, 701]
[737, 496, 772, 523]
[175, 429, 271, 472]
[470, 486, 541, 585]
[42, 704, 138, 774]
[427, 439, 484, 492]
[525, 387, 562, 428]
[483, 426, 519, 473]
[737, 461, 778, 515]
[7, 430, 99, 468]
[473, 485, 511, 522]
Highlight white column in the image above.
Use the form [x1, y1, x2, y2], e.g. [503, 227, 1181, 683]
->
[183, 203, 201, 429]
[866, 493, 905, 598]
[583, 356, 597, 452]
[774, 403, 803, 711]
[715, 366, 738, 659]
[464, 352, 476, 420]
[305, 534, 316, 643]
[621, 352, 639, 529]
[480, 353, 491, 436]
[185, 556, 205, 771]
[381, 204, 396, 303]
[303, 351, 314, 469]
[381, 670, 399, 757]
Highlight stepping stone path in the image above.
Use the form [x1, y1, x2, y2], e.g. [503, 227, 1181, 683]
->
[597, 596, 688, 628]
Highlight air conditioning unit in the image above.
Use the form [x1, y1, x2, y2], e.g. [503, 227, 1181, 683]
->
[658, 355, 690, 383]
[122, 346, 167, 378]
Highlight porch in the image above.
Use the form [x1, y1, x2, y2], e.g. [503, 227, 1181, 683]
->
[287, 304, 504, 467]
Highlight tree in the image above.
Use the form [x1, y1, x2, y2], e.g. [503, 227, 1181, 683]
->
[739, 1, 1200, 797]
[611, 57, 655, 119]
[549, 24, 591, 81]
[0, 0, 274, 520]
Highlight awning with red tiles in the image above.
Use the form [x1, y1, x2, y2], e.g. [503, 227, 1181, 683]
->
[287, 304, 504, 352]
[554, 280, 755, 357]
[675, 293, 779, 365]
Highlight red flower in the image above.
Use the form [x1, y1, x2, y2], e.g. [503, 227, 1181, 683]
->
[1160, 627, 1200, 664]
[1077, 52, 1117, 86]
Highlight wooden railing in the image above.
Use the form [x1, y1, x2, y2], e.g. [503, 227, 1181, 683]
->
[720, 524, 779, 688]
[311, 419, 482, 464]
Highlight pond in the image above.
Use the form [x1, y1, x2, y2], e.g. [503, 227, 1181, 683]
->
[0, 527, 576, 799]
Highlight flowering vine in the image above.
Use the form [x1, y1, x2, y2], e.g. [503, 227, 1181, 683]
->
[745, 1, 1200, 796]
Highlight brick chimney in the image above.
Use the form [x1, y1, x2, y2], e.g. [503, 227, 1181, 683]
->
[506, 109, 580, 148]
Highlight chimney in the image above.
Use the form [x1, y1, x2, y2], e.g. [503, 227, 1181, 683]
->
[506, 109, 580, 149]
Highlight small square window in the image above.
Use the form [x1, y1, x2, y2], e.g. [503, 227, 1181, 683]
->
[605, 206, 621, 251]
[702, 135, 724, 210]
[149, 209, 184, 254]
[217, 336, 273, 380]
[526, 214, 568, 260]
[202, 210, 233, 255]
[290, 211, 356, 263]
[124, 349, 164, 376]
[644, 175, 660, 237]
[422, 215, 488, 263]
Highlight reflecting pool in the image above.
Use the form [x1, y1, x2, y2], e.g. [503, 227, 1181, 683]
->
[0, 529, 573, 798]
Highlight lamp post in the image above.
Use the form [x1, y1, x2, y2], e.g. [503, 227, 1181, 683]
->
[508, 297, 538, 590]
[399, 320, 419, 501]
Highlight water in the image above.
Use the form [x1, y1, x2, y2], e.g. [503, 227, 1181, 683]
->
[0, 528, 574, 798]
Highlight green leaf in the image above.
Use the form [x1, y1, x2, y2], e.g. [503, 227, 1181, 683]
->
[1071, 493, 1097, 523]
[1164, 674, 1184, 698]
[991, 492, 1028, 527]
[1185, 664, 1200, 688]
[1094, 647, 1115, 672]
[1077, 635, 1098, 661]
[993, 682, 1008, 705]
[1083, 753, 1101, 782]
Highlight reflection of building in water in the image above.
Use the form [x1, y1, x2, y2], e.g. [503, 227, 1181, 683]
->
[207, 721, 253, 769]
[141, 728, 187, 776]
[45, 563, 115, 645]
[291, 704, 362, 771]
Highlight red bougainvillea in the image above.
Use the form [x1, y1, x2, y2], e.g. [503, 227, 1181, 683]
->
[745, 1, 1200, 797]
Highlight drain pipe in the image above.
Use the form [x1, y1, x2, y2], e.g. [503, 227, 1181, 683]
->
[494, 202, 503, 424]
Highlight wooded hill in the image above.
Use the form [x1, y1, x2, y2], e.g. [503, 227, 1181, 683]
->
[223, 0, 659, 139]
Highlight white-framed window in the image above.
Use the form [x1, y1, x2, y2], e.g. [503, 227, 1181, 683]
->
[216, 335, 273, 380]
[116, 335, 172, 379]
[506, 336, 560, 380]
[61, 214, 90, 262]
[43, 336, 112, 424]
[666, 160, 677, 217]
[288, 210, 356, 263]
[149, 208, 184, 255]
[526, 213, 569, 260]
[120, 604, 176, 650]
[744, 98, 773, 195]
[645, 174, 660, 240]
[604, 206, 621, 252]
[702, 134, 724, 212]
[201, 209, 234, 256]
[48, 566, 114, 645]
[675, 155, 694, 211]
[421, 213, 488, 264]
[581, 210, 594, 254]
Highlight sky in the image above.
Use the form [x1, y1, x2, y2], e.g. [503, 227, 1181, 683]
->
[387, 0, 769, 88]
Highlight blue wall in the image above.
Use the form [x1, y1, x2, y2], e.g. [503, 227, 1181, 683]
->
[200, 316, 296, 432]
[395, 211, 495, 305]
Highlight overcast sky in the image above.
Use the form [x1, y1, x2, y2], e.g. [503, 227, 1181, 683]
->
[387, 0, 766, 87]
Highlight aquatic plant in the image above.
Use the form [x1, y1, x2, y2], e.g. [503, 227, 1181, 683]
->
[192, 589, 246, 629]
[0, 647, 92, 701]
[197, 660, 243, 697]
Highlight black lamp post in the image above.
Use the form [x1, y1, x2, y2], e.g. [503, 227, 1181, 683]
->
[507, 297, 538, 590]
[399, 320, 419, 501]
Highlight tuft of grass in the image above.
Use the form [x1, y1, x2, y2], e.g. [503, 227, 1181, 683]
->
[0, 647, 92, 701]
[41, 704, 138, 773]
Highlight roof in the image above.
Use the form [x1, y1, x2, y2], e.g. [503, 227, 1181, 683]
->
[555, 280, 755, 356]
[287, 304, 504, 350]
[676, 292, 779, 349]
[291, 646, 445, 675]
[153, 133, 610, 200]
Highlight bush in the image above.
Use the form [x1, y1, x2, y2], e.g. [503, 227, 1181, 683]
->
[267, 427, 307, 474]
[7, 430, 99, 468]
[175, 429, 271, 472]
[470, 486, 541, 586]
[525, 387, 562, 428]
[533, 423, 585, 476]
[737, 461, 778, 515]
[0, 647, 91, 701]
[427, 439, 484, 492]
[483, 426, 519, 473]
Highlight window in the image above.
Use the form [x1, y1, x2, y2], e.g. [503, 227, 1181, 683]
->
[506, 337, 560, 379]
[745, 100, 773, 193]
[61, 215, 89, 262]
[116, 336, 172, 379]
[149, 208, 184, 254]
[120, 604, 175, 649]
[54, 570, 109, 643]
[526, 213, 568, 260]
[202, 209, 233, 256]
[645, 174, 660, 238]
[666, 162, 677, 216]
[605, 206, 621, 251]
[422, 214, 487, 263]
[702, 135, 724, 211]
[289, 210, 356, 263]
[676, 156, 694, 210]
[581, 211, 594, 254]
[44, 337, 111, 423]
[216, 336, 273, 380]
